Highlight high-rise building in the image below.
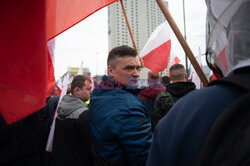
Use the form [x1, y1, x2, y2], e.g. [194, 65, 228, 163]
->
[108, 0, 168, 78]
[108, 0, 168, 52]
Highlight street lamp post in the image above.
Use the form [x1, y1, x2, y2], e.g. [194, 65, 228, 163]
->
[182, 0, 189, 77]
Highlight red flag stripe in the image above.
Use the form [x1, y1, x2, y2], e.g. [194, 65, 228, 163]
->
[143, 40, 171, 74]
[0, 0, 47, 124]
[47, 0, 119, 40]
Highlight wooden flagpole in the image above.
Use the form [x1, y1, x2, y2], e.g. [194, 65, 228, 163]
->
[155, 0, 209, 87]
[120, 0, 138, 53]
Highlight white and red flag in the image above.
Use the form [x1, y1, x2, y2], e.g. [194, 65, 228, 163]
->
[0, 0, 119, 124]
[205, 0, 247, 76]
[46, 0, 119, 40]
[46, 0, 119, 96]
[140, 21, 171, 74]
[46, 75, 70, 152]
[168, 56, 181, 77]
[191, 47, 203, 89]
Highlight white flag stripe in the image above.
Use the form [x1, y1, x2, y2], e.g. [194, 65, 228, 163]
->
[192, 47, 202, 89]
[46, 75, 70, 152]
[47, 38, 56, 65]
[140, 21, 170, 57]
[77, 61, 83, 75]
[57, 79, 62, 90]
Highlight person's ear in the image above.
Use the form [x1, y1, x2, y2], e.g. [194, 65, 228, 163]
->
[73, 87, 80, 96]
[108, 65, 114, 78]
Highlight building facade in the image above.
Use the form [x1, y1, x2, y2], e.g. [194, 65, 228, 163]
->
[108, 0, 168, 79]
[108, 0, 168, 52]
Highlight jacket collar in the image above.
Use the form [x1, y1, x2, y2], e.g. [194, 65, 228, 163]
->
[99, 75, 141, 95]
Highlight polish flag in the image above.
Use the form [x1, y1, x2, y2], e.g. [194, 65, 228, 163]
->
[0, 0, 119, 124]
[191, 47, 203, 89]
[46, 0, 119, 40]
[47, 39, 56, 97]
[77, 61, 84, 75]
[46, 75, 70, 152]
[56, 79, 63, 96]
[0, 0, 47, 124]
[140, 21, 171, 74]
[46, 0, 119, 96]
[168, 56, 181, 77]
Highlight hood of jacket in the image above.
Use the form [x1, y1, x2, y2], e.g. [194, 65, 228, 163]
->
[139, 85, 165, 100]
[166, 82, 196, 98]
[57, 95, 87, 119]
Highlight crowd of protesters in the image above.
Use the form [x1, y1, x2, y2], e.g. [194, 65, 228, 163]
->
[1, 0, 250, 165]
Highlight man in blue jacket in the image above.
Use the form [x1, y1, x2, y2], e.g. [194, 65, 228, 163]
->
[89, 45, 152, 166]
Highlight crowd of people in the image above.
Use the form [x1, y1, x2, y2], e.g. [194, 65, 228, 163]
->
[1, 0, 250, 165]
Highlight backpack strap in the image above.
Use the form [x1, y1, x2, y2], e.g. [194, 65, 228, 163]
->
[209, 67, 250, 91]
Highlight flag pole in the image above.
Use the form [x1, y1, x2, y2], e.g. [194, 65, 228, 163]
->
[155, 0, 208, 87]
[120, 0, 138, 53]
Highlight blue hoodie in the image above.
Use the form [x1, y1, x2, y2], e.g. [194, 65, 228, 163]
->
[89, 75, 152, 166]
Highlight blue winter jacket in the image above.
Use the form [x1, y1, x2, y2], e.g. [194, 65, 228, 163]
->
[89, 75, 152, 166]
[147, 84, 244, 166]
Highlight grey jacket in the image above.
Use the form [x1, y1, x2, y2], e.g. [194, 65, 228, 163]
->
[52, 94, 93, 166]
[57, 95, 88, 120]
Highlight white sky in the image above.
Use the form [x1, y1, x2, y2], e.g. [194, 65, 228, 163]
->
[54, 0, 207, 80]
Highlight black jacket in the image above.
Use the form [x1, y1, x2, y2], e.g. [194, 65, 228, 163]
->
[50, 95, 93, 166]
[0, 108, 47, 165]
[151, 81, 196, 130]
[166, 82, 196, 100]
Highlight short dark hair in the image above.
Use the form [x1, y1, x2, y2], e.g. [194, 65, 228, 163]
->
[170, 64, 186, 81]
[70, 75, 87, 95]
[148, 71, 160, 79]
[107, 45, 137, 67]
[162, 76, 170, 86]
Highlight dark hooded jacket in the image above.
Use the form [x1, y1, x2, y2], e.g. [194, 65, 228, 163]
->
[151, 82, 196, 130]
[50, 95, 93, 166]
[139, 84, 165, 116]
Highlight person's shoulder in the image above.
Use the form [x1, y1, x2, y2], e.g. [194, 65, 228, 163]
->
[47, 96, 59, 103]
[181, 84, 242, 102]
[157, 90, 171, 99]
[158, 84, 243, 126]
[100, 87, 140, 101]
[92, 86, 128, 98]
[66, 104, 88, 119]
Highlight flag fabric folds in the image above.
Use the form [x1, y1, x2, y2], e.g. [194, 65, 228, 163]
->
[47, 39, 56, 97]
[206, 0, 249, 76]
[140, 21, 171, 74]
[46, 75, 70, 152]
[47, 0, 119, 40]
[77, 61, 84, 75]
[168, 56, 181, 77]
[46, 0, 119, 96]
[0, 0, 47, 124]
[0, 0, 119, 124]
[191, 48, 202, 89]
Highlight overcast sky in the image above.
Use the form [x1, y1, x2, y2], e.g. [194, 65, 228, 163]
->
[54, 0, 207, 80]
